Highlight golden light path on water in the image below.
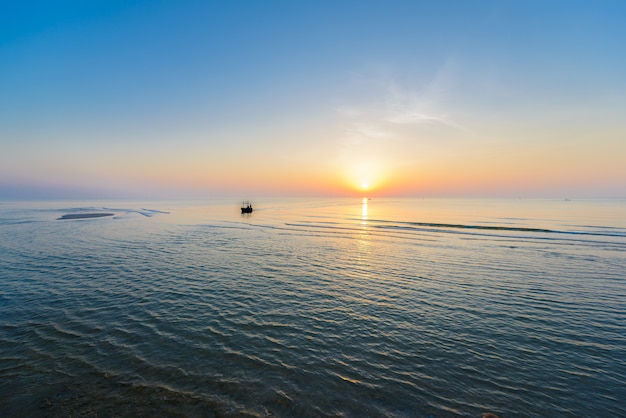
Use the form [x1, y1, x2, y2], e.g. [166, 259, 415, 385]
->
[361, 197, 368, 223]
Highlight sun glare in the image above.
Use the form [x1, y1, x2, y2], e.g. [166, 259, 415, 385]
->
[346, 160, 384, 195]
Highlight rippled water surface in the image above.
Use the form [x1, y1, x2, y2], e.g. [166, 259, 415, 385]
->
[1, 198, 625, 417]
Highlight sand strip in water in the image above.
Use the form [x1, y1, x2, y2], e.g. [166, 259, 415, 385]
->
[58, 213, 115, 220]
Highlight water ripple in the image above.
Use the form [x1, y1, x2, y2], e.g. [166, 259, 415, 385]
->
[1, 200, 625, 417]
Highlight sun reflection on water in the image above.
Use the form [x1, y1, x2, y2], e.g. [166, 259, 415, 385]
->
[356, 197, 372, 260]
[361, 197, 368, 224]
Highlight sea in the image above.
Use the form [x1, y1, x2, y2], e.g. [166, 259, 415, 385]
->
[0, 198, 624, 417]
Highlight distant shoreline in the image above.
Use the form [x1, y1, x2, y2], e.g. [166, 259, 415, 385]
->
[58, 213, 114, 220]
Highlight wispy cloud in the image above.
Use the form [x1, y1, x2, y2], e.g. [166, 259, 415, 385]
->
[335, 61, 467, 153]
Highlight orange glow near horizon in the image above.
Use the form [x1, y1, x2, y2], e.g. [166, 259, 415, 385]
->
[51, 136, 625, 198]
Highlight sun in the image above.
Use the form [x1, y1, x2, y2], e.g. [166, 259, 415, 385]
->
[344, 160, 385, 195]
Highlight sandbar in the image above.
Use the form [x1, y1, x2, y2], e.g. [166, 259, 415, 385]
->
[58, 213, 115, 220]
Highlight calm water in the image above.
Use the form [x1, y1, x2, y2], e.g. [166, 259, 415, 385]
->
[1, 198, 624, 417]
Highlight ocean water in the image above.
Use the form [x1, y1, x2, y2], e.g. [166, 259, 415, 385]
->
[0, 198, 624, 417]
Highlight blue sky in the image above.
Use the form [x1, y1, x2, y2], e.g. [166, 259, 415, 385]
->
[1, 0, 625, 198]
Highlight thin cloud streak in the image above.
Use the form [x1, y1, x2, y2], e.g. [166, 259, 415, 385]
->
[335, 63, 468, 152]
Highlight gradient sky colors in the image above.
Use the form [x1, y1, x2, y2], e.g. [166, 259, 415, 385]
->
[1, 0, 625, 198]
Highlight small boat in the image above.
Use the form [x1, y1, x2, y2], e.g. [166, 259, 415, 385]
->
[241, 201, 253, 214]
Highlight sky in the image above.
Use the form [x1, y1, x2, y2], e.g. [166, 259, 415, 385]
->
[1, 0, 625, 199]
